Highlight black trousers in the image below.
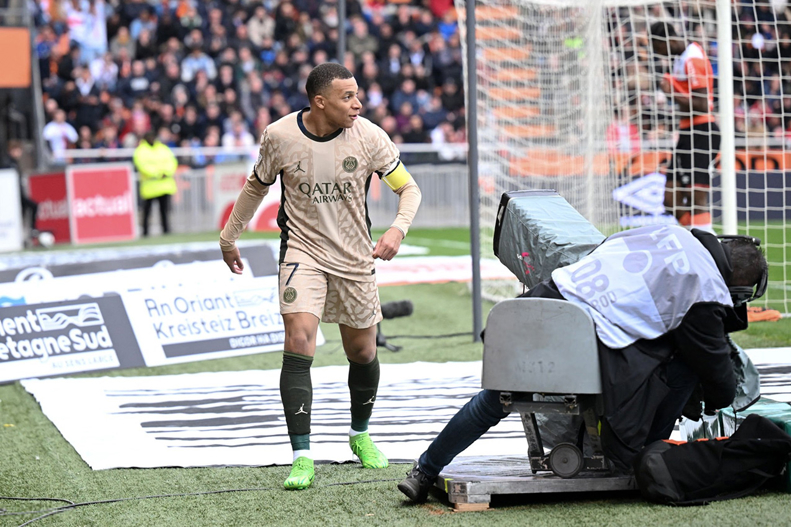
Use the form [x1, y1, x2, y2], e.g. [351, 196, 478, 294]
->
[21, 194, 38, 232]
[142, 194, 171, 236]
[669, 121, 721, 187]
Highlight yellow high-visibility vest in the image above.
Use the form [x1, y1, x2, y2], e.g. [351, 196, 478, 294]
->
[133, 141, 178, 200]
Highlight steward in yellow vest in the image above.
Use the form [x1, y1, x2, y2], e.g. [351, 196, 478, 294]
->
[133, 132, 178, 236]
[133, 132, 178, 200]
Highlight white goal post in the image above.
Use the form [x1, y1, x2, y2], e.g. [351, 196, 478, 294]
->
[456, 0, 791, 315]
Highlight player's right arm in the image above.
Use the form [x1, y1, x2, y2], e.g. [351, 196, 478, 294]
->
[219, 129, 279, 274]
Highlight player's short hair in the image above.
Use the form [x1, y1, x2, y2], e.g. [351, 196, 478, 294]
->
[729, 238, 768, 288]
[649, 21, 677, 40]
[306, 63, 354, 100]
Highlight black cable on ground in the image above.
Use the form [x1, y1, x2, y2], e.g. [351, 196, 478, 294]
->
[0, 478, 401, 527]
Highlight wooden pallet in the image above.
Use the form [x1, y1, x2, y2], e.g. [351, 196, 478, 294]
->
[436, 456, 638, 511]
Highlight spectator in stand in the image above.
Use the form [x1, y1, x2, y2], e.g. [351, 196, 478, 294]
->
[395, 101, 413, 132]
[90, 52, 119, 91]
[35, 24, 57, 82]
[401, 115, 429, 143]
[74, 67, 104, 132]
[437, 9, 457, 41]
[420, 95, 448, 130]
[130, 7, 156, 40]
[440, 78, 464, 113]
[181, 39, 217, 82]
[118, 60, 150, 106]
[216, 64, 238, 93]
[253, 106, 271, 139]
[177, 3, 204, 39]
[221, 119, 255, 153]
[157, 126, 178, 148]
[152, 103, 179, 139]
[158, 61, 183, 103]
[247, 5, 274, 48]
[179, 104, 203, 142]
[390, 78, 419, 114]
[110, 26, 136, 60]
[75, 125, 95, 162]
[43, 109, 78, 163]
[204, 101, 226, 132]
[236, 47, 260, 80]
[155, 9, 180, 47]
[96, 125, 120, 148]
[347, 16, 378, 60]
[135, 29, 158, 61]
[274, 2, 298, 43]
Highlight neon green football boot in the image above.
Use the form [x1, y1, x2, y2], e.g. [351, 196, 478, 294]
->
[349, 432, 389, 469]
[283, 456, 314, 490]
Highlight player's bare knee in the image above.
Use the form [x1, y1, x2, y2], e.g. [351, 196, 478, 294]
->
[284, 331, 316, 356]
[345, 345, 376, 364]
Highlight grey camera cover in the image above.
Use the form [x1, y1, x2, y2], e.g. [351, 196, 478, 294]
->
[495, 190, 605, 288]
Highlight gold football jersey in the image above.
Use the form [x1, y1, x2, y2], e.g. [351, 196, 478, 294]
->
[251, 109, 401, 281]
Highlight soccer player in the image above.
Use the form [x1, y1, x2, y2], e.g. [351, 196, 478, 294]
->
[649, 21, 720, 232]
[220, 63, 421, 490]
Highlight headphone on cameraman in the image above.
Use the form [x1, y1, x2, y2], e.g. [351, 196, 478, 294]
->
[718, 235, 768, 306]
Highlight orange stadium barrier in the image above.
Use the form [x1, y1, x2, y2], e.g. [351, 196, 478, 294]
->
[490, 68, 538, 83]
[492, 106, 540, 119]
[477, 27, 522, 41]
[482, 47, 531, 62]
[488, 86, 540, 101]
[510, 151, 630, 177]
[0, 28, 31, 88]
[474, 5, 519, 20]
[626, 150, 791, 176]
[511, 150, 791, 178]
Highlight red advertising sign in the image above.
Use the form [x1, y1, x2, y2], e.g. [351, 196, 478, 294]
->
[66, 163, 137, 244]
[213, 162, 281, 233]
[28, 171, 70, 244]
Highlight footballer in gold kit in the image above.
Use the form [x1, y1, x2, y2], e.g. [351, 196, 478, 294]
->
[220, 63, 421, 489]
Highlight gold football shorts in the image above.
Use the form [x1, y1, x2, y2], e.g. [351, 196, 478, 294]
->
[278, 262, 383, 329]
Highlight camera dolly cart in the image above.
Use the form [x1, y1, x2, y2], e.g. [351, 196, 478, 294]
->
[435, 298, 637, 511]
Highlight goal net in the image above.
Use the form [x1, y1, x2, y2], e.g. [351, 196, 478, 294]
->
[456, 0, 791, 314]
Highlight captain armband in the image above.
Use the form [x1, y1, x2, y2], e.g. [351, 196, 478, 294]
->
[381, 161, 412, 191]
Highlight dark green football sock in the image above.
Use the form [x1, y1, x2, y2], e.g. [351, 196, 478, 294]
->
[280, 351, 313, 447]
[348, 354, 380, 433]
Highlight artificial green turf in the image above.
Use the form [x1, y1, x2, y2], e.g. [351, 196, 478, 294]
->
[2, 281, 790, 526]
[2, 229, 791, 526]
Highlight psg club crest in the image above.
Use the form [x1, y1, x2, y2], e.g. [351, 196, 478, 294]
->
[342, 156, 358, 173]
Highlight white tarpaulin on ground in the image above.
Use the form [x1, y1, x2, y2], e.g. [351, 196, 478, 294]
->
[21, 361, 527, 470]
[23, 350, 791, 471]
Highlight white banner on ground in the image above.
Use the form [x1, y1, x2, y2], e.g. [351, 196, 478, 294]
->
[0, 169, 23, 253]
[121, 276, 323, 366]
[21, 350, 791, 470]
[746, 347, 791, 402]
[21, 362, 526, 470]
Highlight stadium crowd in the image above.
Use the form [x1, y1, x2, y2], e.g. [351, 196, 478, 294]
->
[29, 0, 467, 163]
[606, 1, 791, 151]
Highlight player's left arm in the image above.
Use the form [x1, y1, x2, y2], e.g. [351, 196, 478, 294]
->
[373, 159, 422, 261]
